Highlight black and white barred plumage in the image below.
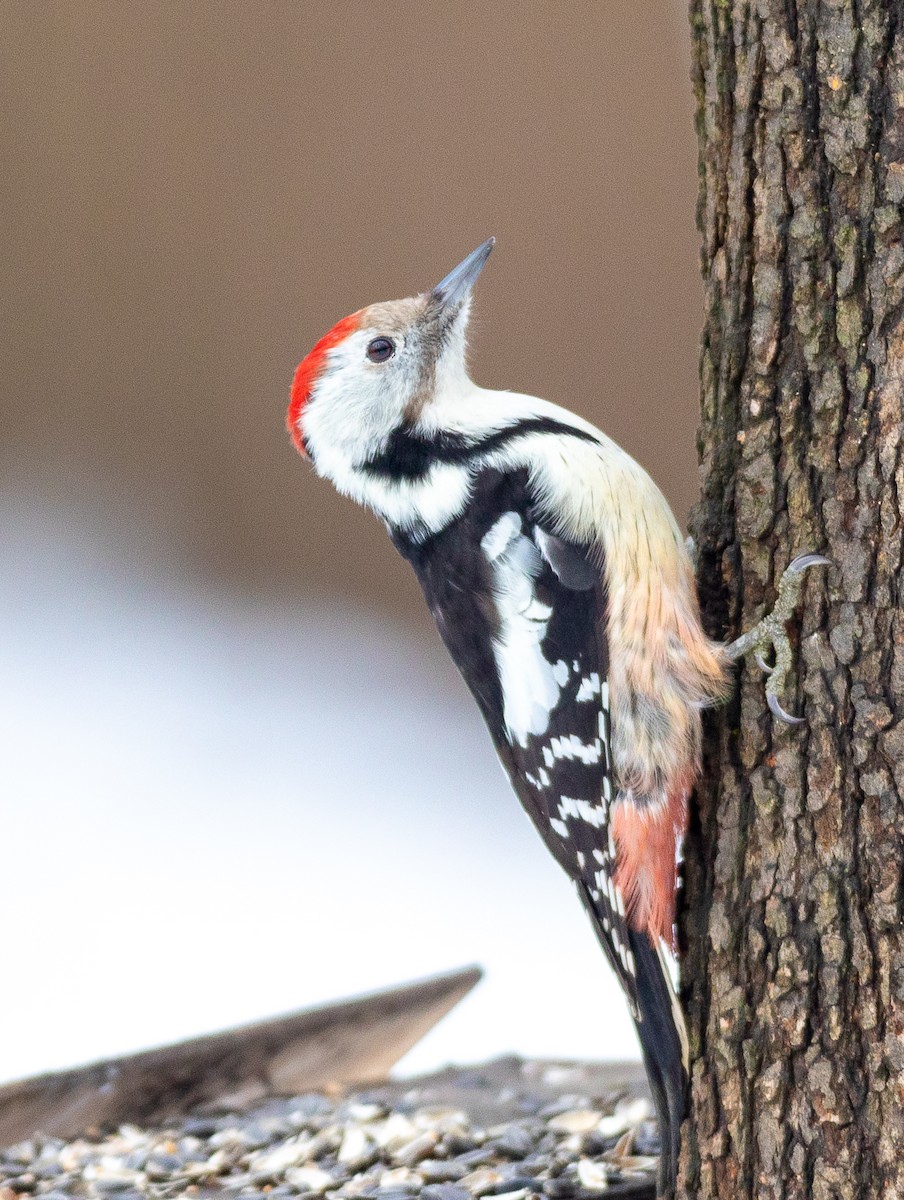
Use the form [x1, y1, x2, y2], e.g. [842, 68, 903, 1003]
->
[288, 241, 729, 1198]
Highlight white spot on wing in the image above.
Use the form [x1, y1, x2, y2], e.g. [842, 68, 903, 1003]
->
[481, 511, 521, 560]
[558, 796, 607, 828]
[527, 766, 553, 790]
[598, 711, 612, 768]
[549, 734, 602, 764]
[553, 659, 570, 686]
[485, 521, 563, 746]
[576, 673, 601, 702]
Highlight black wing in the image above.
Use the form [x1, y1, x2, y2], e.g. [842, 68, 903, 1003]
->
[391, 465, 685, 1194]
[393, 467, 638, 1003]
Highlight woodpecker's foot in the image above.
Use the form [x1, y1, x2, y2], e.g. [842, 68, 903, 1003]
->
[726, 553, 831, 725]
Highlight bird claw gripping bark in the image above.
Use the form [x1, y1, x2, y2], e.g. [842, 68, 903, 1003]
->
[726, 553, 831, 725]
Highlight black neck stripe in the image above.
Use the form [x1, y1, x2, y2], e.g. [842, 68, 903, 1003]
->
[363, 417, 599, 481]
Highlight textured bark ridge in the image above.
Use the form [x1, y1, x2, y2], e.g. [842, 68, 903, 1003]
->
[683, 3, 904, 1198]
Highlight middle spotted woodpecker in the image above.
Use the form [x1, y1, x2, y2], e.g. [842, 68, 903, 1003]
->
[286, 239, 827, 1198]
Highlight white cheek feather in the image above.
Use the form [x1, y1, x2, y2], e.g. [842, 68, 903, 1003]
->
[350, 460, 472, 534]
[306, 436, 472, 532]
[482, 512, 563, 747]
[304, 333, 414, 458]
[304, 342, 473, 534]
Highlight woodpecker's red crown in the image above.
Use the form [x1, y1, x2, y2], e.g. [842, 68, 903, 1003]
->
[286, 239, 495, 463]
[287, 311, 361, 457]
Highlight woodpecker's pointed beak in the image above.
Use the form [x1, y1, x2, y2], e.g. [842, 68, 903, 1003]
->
[432, 237, 495, 310]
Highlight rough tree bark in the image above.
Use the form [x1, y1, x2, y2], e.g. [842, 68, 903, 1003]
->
[681, 4, 904, 1199]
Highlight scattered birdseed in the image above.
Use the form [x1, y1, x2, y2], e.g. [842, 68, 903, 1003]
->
[0, 1060, 657, 1199]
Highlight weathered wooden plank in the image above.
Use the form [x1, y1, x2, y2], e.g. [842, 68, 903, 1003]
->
[0, 966, 482, 1146]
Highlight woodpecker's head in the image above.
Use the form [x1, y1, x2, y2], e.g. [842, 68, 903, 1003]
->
[287, 239, 494, 473]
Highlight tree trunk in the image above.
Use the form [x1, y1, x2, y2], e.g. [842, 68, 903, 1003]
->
[682, 4, 904, 1199]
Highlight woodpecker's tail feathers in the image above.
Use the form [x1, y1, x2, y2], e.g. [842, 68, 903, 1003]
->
[629, 929, 686, 1200]
[656, 938, 689, 1073]
[578, 880, 686, 1200]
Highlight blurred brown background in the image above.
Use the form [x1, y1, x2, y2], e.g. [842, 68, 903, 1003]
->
[1, 2, 704, 1079]
[2, 0, 701, 626]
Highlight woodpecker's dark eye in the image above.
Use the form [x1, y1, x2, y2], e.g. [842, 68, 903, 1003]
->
[366, 336, 395, 363]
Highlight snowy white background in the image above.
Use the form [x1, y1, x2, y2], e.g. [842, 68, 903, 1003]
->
[1, 495, 639, 1085]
